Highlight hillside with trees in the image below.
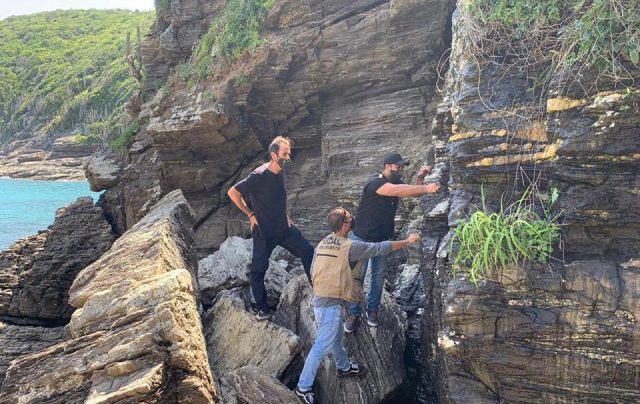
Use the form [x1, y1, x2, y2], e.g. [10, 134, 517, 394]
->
[0, 9, 154, 149]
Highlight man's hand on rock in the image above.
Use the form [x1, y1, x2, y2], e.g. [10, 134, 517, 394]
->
[424, 183, 440, 193]
[417, 165, 433, 179]
[407, 233, 420, 244]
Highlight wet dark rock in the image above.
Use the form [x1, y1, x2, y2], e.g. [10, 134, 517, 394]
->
[0, 197, 115, 321]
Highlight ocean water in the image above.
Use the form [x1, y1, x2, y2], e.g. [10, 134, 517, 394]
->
[0, 178, 102, 250]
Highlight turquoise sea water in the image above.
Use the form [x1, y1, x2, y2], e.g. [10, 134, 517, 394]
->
[0, 178, 102, 250]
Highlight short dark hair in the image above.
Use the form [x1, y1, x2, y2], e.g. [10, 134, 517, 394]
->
[268, 136, 292, 155]
[327, 207, 347, 232]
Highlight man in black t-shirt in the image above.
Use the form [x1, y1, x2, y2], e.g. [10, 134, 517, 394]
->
[228, 136, 314, 321]
[344, 152, 440, 332]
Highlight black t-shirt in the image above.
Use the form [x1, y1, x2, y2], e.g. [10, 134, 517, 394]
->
[234, 164, 288, 238]
[353, 174, 402, 242]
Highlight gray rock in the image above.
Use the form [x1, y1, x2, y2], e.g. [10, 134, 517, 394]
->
[393, 263, 424, 313]
[0, 322, 64, 385]
[204, 295, 301, 379]
[0, 190, 217, 403]
[83, 150, 123, 191]
[220, 366, 299, 404]
[198, 236, 295, 307]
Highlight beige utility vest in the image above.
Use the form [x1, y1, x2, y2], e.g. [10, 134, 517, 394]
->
[311, 233, 364, 302]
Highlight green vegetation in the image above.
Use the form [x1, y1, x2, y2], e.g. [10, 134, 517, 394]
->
[110, 121, 139, 154]
[464, 0, 640, 85]
[450, 187, 561, 286]
[190, 0, 276, 81]
[154, 0, 171, 11]
[0, 10, 154, 147]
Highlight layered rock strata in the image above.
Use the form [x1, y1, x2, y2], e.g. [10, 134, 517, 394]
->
[219, 366, 299, 404]
[0, 197, 114, 323]
[423, 3, 640, 402]
[0, 190, 217, 403]
[0, 135, 97, 181]
[203, 295, 301, 378]
[92, 0, 454, 257]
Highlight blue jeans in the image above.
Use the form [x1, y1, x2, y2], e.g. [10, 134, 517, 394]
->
[297, 304, 350, 390]
[347, 232, 388, 316]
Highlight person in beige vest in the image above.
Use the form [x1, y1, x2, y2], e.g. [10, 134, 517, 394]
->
[294, 207, 420, 404]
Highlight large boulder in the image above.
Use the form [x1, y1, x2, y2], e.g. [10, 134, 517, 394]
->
[0, 190, 217, 403]
[198, 236, 296, 307]
[83, 150, 123, 191]
[219, 366, 299, 404]
[203, 294, 301, 379]
[274, 274, 408, 403]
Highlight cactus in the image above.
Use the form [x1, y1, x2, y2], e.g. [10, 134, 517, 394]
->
[124, 27, 143, 83]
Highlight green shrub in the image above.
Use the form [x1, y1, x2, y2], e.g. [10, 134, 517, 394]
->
[175, 63, 193, 82]
[0, 10, 154, 143]
[465, 0, 640, 84]
[190, 0, 276, 80]
[450, 187, 561, 286]
[155, 0, 170, 11]
[110, 121, 139, 153]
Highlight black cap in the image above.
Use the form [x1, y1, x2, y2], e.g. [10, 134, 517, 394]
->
[383, 152, 409, 166]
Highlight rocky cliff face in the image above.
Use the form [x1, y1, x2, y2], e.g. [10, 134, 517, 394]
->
[421, 4, 640, 403]
[93, 0, 454, 256]
[1, 0, 635, 402]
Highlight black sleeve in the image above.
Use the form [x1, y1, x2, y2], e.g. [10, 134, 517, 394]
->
[234, 172, 260, 196]
[365, 176, 388, 194]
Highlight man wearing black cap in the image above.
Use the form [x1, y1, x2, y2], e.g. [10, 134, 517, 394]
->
[344, 152, 440, 332]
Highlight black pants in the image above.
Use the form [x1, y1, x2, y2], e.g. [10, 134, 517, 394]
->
[251, 225, 314, 311]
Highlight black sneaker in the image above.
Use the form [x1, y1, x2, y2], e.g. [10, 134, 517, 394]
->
[337, 361, 366, 377]
[256, 309, 275, 321]
[365, 310, 379, 327]
[343, 314, 358, 334]
[294, 386, 315, 404]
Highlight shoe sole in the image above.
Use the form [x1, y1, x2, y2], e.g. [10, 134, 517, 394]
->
[338, 368, 367, 377]
[343, 323, 355, 333]
[256, 314, 273, 321]
[366, 320, 378, 327]
[294, 390, 313, 404]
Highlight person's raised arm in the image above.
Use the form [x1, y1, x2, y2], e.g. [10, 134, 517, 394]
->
[389, 233, 420, 251]
[376, 182, 440, 198]
[349, 233, 421, 261]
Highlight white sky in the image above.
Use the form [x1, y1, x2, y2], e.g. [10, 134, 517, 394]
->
[1, 0, 155, 20]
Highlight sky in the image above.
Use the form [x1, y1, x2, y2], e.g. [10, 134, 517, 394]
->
[0, 0, 155, 20]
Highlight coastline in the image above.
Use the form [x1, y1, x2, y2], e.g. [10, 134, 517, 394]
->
[0, 158, 88, 181]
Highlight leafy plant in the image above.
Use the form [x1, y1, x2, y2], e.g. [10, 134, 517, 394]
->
[175, 63, 194, 83]
[450, 186, 561, 286]
[110, 121, 139, 153]
[154, 0, 170, 11]
[464, 0, 640, 86]
[190, 0, 276, 80]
